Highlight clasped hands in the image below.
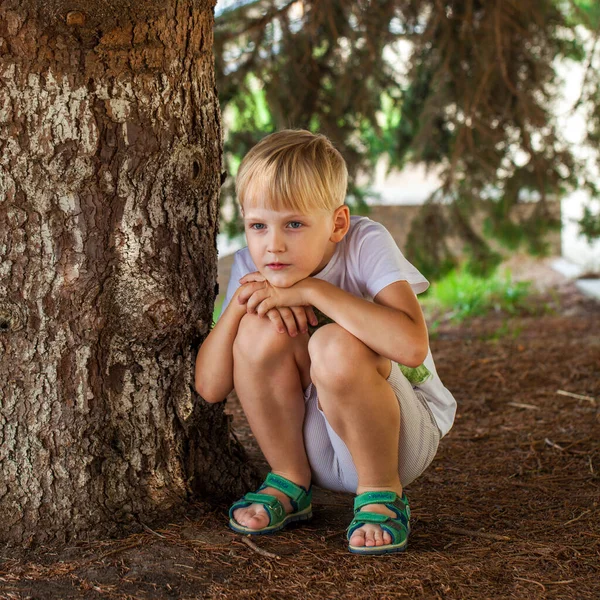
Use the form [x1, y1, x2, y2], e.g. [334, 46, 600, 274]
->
[236, 271, 317, 337]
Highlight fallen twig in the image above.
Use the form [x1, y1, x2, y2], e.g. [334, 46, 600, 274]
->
[141, 523, 167, 539]
[321, 529, 347, 541]
[515, 577, 546, 592]
[240, 536, 281, 560]
[97, 541, 145, 561]
[507, 402, 540, 411]
[545, 438, 565, 451]
[445, 526, 510, 541]
[556, 389, 596, 405]
[564, 509, 592, 526]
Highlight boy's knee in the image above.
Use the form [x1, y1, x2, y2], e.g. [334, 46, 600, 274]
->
[308, 324, 366, 387]
[234, 313, 295, 364]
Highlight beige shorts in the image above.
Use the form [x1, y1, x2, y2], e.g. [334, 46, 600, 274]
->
[302, 362, 441, 493]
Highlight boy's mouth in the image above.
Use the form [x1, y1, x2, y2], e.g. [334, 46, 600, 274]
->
[266, 263, 290, 270]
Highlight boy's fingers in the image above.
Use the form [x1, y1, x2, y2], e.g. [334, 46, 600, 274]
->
[306, 306, 318, 327]
[290, 307, 308, 334]
[256, 298, 275, 318]
[237, 281, 265, 304]
[237, 282, 258, 303]
[246, 288, 270, 313]
[277, 307, 298, 337]
[239, 271, 265, 284]
[266, 309, 285, 334]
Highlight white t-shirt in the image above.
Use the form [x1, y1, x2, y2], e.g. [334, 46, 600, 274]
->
[222, 215, 457, 437]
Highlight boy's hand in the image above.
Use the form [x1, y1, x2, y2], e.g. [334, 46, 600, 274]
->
[237, 272, 309, 312]
[237, 272, 317, 335]
[265, 306, 317, 336]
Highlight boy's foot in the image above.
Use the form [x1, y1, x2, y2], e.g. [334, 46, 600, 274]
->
[347, 488, 410, 553]
[348, 502, 396, 548]
[232, 486, 293, 530]
[228, 473, 313, 535]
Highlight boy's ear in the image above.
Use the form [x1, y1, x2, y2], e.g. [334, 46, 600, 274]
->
[330, 205, 350, 242]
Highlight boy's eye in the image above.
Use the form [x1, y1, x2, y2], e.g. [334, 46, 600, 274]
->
[249, 223, 266, 230]
[287, 221, 303, 229]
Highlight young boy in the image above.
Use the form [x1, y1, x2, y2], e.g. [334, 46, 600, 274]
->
[195, 129, 456, 555]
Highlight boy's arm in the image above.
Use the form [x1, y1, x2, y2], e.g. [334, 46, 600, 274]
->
[306, 279, 428, 367]
[241, 277, 428, 368]
[194, 283, 263, 404]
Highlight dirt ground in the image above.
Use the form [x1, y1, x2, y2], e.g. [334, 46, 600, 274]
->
[1, 259, 599, 600]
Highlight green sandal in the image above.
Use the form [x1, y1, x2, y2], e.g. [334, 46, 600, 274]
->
[228, 473, 313, 535]
[346, 491, 410, 555]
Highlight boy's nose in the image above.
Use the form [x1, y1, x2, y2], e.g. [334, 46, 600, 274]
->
[267, 231, 285, 253]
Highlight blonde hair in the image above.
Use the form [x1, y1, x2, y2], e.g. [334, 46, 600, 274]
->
[235, 129, 348, 213]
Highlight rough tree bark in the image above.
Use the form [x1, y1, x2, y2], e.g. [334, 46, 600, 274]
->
[0, 0, 256, 546]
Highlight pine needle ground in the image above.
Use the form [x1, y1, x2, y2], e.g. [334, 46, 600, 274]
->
[1, 260, 598, 600]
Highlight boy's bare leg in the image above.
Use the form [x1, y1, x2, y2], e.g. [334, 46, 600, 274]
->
[309, 324, 404, 548]
[232, 313, 312, 530]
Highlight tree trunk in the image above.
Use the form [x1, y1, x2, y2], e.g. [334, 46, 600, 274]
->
[0, 0, 256, 547]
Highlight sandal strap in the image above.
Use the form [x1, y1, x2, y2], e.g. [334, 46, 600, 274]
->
[261, 473, 311, 512]
[353, 491, 409, 518]
[350, 511, 390, 524]
[228, 492, 286, 526]
[354, 491, 396, 512]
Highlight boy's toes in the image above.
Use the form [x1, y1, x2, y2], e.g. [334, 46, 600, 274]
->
[246, 511, 270, 529]
[372, 526, 392, 546]
[350, 525, 393, 547]
[233, 506, 269, 530]
[374, 528, 392, 546]
[349, 528, 367, 548]
[370, 528, 383, 547]
[365, 525, 383, 547]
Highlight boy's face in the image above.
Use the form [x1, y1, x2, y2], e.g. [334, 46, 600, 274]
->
[242, 205, 341, 288]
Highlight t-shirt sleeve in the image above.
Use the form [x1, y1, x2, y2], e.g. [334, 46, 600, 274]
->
[355, 220, 429, 298]
[219, 250, 255, 317]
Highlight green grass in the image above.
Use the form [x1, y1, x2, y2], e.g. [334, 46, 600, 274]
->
[212, 296, 224, 326]
[422, 267, 532, 324]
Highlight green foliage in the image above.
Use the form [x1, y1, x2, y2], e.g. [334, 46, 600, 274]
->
[391, 58, 454, 171]
[404, 201, 458, 281]
[564, 0, 600, 28]
[214, 0, 600, 272]
[484, 200, 562, 256]
[359, 93, 403, 168]
[212, 295, 225, 326]
[579, 203, 600, 242]
[422, 268, 532, 323]
[229, 76, 273, 133]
